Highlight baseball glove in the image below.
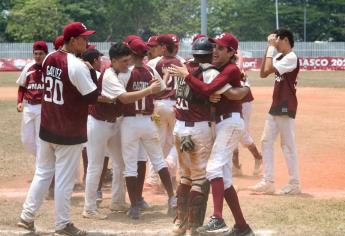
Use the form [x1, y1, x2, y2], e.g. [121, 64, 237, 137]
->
[180, 135, 195, 152]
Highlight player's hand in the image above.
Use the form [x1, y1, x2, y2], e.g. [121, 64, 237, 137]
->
[168, 64, 189, 79]
[209, 93, 221, 103]
[17, 103, 23, 112]
[267, 33, 278, 47]
[149, 79, 161, 94]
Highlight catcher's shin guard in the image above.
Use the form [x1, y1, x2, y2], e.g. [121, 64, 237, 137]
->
[188, 181, 210, 230]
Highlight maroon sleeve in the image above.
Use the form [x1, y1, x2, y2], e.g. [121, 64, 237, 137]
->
[17, 86, 26, 104]
[185, 72, 230, 96]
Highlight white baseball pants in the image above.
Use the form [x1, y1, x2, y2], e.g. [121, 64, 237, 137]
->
[20, 104, 41, 161]
[261, 114, 300, 184]
[206, 113, 244, 188]
[21, 139, 82, 230]
[121, 115, 167, 177]
[146, 99, 177, 184]
[84, 116, 125, 211]
[240, 102, 254, 147]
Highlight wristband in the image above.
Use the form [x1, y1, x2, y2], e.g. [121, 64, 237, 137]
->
[266, 46, 275, 58]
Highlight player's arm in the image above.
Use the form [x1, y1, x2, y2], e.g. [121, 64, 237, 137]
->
[17, 86, 26, 112]
[169, 64, 231, 96]
[117, 79, 161, 104]
[16, 64, 30, 112]
[260, 34, 278, 78]
[222, 86, 249, 100]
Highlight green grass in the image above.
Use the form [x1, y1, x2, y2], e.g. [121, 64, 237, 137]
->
[0, 100, 33, 178]
[0, 72, 20, 87]
[1, 71, 345, 88]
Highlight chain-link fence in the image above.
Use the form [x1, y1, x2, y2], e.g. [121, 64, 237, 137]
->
[1, 41, 345, 59]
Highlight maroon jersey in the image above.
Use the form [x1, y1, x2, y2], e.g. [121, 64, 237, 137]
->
[89, 72, 121, 122]
[40, 50, 97, 145]
[155, 56, 183, 100]
[269, 53, 299, 118]
[121, 65, 155, 116]
[185, 62, 242, 117]
[16, 62, 44, 104]
[175, 62, 211, 122]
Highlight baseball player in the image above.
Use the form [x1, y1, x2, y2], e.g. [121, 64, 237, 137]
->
[53, 35, 64, 51]
[120, 39, 177, 219]
[169, 33, 254, 236]
[172, 37, 234, 236]
[248, 28, 301, 195]
[232, 49, 263, 176]
[16, 41, 47, 164]
[146, 34, 182, 190]
[17, 22, 97, 236]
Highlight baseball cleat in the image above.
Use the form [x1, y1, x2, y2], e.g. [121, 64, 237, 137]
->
[127, 206, 140, 220]
[196, 216, 229, 234]
[172, 221, 186, 235]
[253, 159, 263, 176]
[248, 180, 275, 194]
[167, 196, 177, 216]
[110, 202, 129, 212]
[137, 197, 150, 210]
[225, 225, 255, 236]
[82, 210, 107, 220]
[17, 217, 35, 232]
[54, 223, 86, 236]
[278, 184, 301, 195]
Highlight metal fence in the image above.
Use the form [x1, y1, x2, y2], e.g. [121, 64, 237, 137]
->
[1, 41, 345, 59]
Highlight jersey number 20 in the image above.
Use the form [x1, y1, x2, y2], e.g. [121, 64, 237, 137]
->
[44, 76, 64, 105]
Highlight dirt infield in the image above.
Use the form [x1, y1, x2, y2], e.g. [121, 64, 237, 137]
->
[1, 73, 345, 235]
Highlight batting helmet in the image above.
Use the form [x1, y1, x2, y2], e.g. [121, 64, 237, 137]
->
[192, 37, 213, 55]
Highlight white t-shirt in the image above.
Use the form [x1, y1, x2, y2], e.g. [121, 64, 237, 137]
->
[146, 56, 161, 68]
[101, 67, 128, 100]
[273, 51, 298, 75]
[67, 53, 97, 96]
[16, 61, 37, 86]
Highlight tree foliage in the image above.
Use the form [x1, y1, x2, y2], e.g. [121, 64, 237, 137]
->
[6, 0, 69, 42]
[2, 0, 345, 42]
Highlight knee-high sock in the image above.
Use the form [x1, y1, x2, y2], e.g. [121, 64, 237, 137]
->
[126, 177, 138, 207]
[158, 167, 174, 197]
[224, 185, 247, 230]
[137, 161, 147, 200]
[210, 177, 224, 219]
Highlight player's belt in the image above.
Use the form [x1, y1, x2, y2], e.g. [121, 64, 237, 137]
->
[183, 121, 212, 127]
[123, 112, 152, 117]
[25, 100, 41, 105]
[92, 114, 117, 123]
[215, 112, 243, 124]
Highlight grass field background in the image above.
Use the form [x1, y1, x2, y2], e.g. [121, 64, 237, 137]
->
[0, 71, 344, 235]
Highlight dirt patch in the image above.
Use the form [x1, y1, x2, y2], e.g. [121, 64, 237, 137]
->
[0, 87, 17, 100]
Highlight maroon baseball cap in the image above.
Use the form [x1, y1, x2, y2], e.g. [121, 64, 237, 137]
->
[124, 35, 143, 45]
[63, 22, 96, 41]
[167, 34, 180, 45]
[33, 41, 48, 54]
[128, 39, 148, 56]
[157, 34, 175, 46]
[146, 35, 159, 47]
[210, 32, 238, 51]
[192, 34, 206, 44]
[86, 44, 96, 49]
[53, 35, 64, 50]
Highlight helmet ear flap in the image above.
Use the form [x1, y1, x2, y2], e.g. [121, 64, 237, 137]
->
[192, 37, 213, 55]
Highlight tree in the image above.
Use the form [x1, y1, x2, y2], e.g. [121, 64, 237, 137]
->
[6, 0, 69, 42]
